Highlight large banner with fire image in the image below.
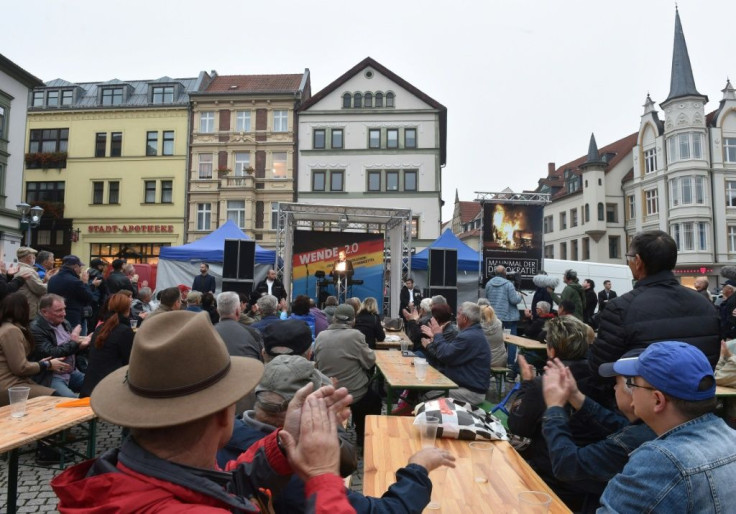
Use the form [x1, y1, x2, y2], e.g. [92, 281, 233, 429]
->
[482, 203, 544, 290]
[292, 231, 384, 309]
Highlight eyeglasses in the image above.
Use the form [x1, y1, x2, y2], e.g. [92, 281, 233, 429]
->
[625, 377, 656, 391]
[625, 253, 637, 261]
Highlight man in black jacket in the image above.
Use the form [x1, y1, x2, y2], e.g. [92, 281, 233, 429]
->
[597, 280, 617, 312]
[399, 278, 422, 320]
[106, 259, 134, 295]
[48, 255, 99, 331]
[253, 268, 287, 302]
[192, 263, 216, 293]
[589, 230, 720, 404]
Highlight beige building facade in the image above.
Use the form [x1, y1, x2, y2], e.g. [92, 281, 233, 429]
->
[187, 72, 310, 248]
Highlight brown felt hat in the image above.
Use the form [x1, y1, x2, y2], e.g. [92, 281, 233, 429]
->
[91, 310, 263, 428]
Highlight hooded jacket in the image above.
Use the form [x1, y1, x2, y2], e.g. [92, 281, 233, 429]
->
[52, 432, 352, 513]
[550, 281, 585, 321]
[484, 276, 522, 322]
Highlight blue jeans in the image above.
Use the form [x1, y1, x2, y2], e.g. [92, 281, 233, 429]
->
[51, 370, 85, 398]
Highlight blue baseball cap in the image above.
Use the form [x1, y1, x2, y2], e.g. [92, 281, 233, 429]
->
[612, 341, 715, 401]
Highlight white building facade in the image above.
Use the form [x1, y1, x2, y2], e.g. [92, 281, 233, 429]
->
[0, 55, 42, 259]
[296, 58, 447, 249]
[624, 9, 736, 288]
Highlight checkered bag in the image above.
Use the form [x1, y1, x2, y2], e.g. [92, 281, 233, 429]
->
[413, 397, 507, 441]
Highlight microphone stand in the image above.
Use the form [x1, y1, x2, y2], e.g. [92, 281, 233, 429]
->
[305, 263, 309, 296]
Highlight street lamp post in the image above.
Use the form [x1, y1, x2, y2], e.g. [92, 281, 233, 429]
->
[16, 202, 44, 246]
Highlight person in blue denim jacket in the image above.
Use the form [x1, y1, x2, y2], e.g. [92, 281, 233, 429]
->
[598, 341, 736, 513]
[540, 350, 656, 512]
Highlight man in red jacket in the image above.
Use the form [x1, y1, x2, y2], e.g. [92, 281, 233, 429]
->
[51, 310, 355, 513]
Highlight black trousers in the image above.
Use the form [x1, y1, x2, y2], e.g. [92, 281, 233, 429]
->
[351, 387, 382, 443]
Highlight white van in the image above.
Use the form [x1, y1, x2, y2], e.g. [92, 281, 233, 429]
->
[516, 259, 634, 312]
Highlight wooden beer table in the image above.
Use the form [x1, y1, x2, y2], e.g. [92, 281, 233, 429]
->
[0, 396, 97, 514]
[363, 415, 571, 513]
[374, 350, 457, 413]
[504, 333, 547, 351]
[376, 330, 411, 350]
[716, 385, 736, 397]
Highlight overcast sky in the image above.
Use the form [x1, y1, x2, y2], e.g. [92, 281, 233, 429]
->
[5, 0, 736, 220]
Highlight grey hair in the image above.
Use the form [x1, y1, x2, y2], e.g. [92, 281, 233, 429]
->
[477, 298, 490, 307]
[257, 294, 278, 316]
[419, 298, 432, 313]
[459, 302, 481, 324]
[138, 286, 152, 299]
[536, 301, 551, 314]
[216, 291, 240, 317]
[543, 316, 588, 360]
[431, 295, 447, 306]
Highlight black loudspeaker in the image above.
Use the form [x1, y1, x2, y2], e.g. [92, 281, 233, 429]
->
[423, 287, 458, 317]
[223, 239, 255, 280]
[222, 280, 254, 295]
[429, 248, 457, 287]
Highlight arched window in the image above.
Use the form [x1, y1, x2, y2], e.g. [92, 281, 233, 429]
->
[342, 93, 351, 109]
[364, 92, 373, 108]
[386, 91, 395, 107]
[598, 202, 605, 221]
[354, 92, 362, 108]
[584, 204, 590, 223]
[375, 92, 384, 108]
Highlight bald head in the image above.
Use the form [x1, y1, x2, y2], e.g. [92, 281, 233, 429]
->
[495, 265, 506, 277]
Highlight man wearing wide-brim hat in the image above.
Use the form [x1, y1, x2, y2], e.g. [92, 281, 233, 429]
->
[51, 310, 355, 512]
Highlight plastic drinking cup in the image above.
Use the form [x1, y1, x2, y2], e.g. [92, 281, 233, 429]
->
[400, 339, 409, 353]
[130, 319, 138, 329]
[469, 441, 494, 483]
[419, 415, 440, 448]
[414, 358, 428, 381]
[8, 386, 31, 418]
[518, 491, 552, 513]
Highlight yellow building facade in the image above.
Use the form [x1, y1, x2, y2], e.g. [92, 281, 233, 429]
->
[25, 75, 208, 264]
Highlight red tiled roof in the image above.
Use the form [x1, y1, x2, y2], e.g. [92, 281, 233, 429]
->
[542, 132, 638, 202]
[458, 201, 481, 223]
[205, 74, 304, 93]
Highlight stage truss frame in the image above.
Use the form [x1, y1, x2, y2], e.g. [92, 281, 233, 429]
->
[275, 203, 413, 317]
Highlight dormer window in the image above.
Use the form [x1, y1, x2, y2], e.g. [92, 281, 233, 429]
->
[32, 91, 44, 107]
[564, 169, 580, 193]
[101, 87, 123, 106]
[61, 90, 74, 106]
[152, 85, 174, 104]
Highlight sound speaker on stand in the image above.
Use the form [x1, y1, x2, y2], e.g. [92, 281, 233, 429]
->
[222, 239, 255, 294]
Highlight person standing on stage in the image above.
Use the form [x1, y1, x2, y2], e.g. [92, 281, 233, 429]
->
[192, 263, 216, 294]
[254, 268, 287, 301]
[400, 278, 422, 320]
[332, 250, 354, 282]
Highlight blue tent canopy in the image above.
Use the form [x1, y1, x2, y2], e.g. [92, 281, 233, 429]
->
[410, 229, 481, 272]
[159, 220, 277, 264]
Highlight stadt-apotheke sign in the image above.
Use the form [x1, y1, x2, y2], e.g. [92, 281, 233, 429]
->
[88, 224, 175, 233]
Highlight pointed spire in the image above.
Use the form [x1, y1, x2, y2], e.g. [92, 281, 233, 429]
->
[664, 8, 707, 103]
[642, 93, 657, 115]
[722, 79, 736, 101]
[580, 133, 606, 169]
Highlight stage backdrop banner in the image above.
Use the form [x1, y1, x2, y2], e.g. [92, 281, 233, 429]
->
[293, 231, 384, 308]
[482, 203, 543, 290]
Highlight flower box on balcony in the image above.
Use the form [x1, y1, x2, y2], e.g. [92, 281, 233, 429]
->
[25, 152, 68, 169]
